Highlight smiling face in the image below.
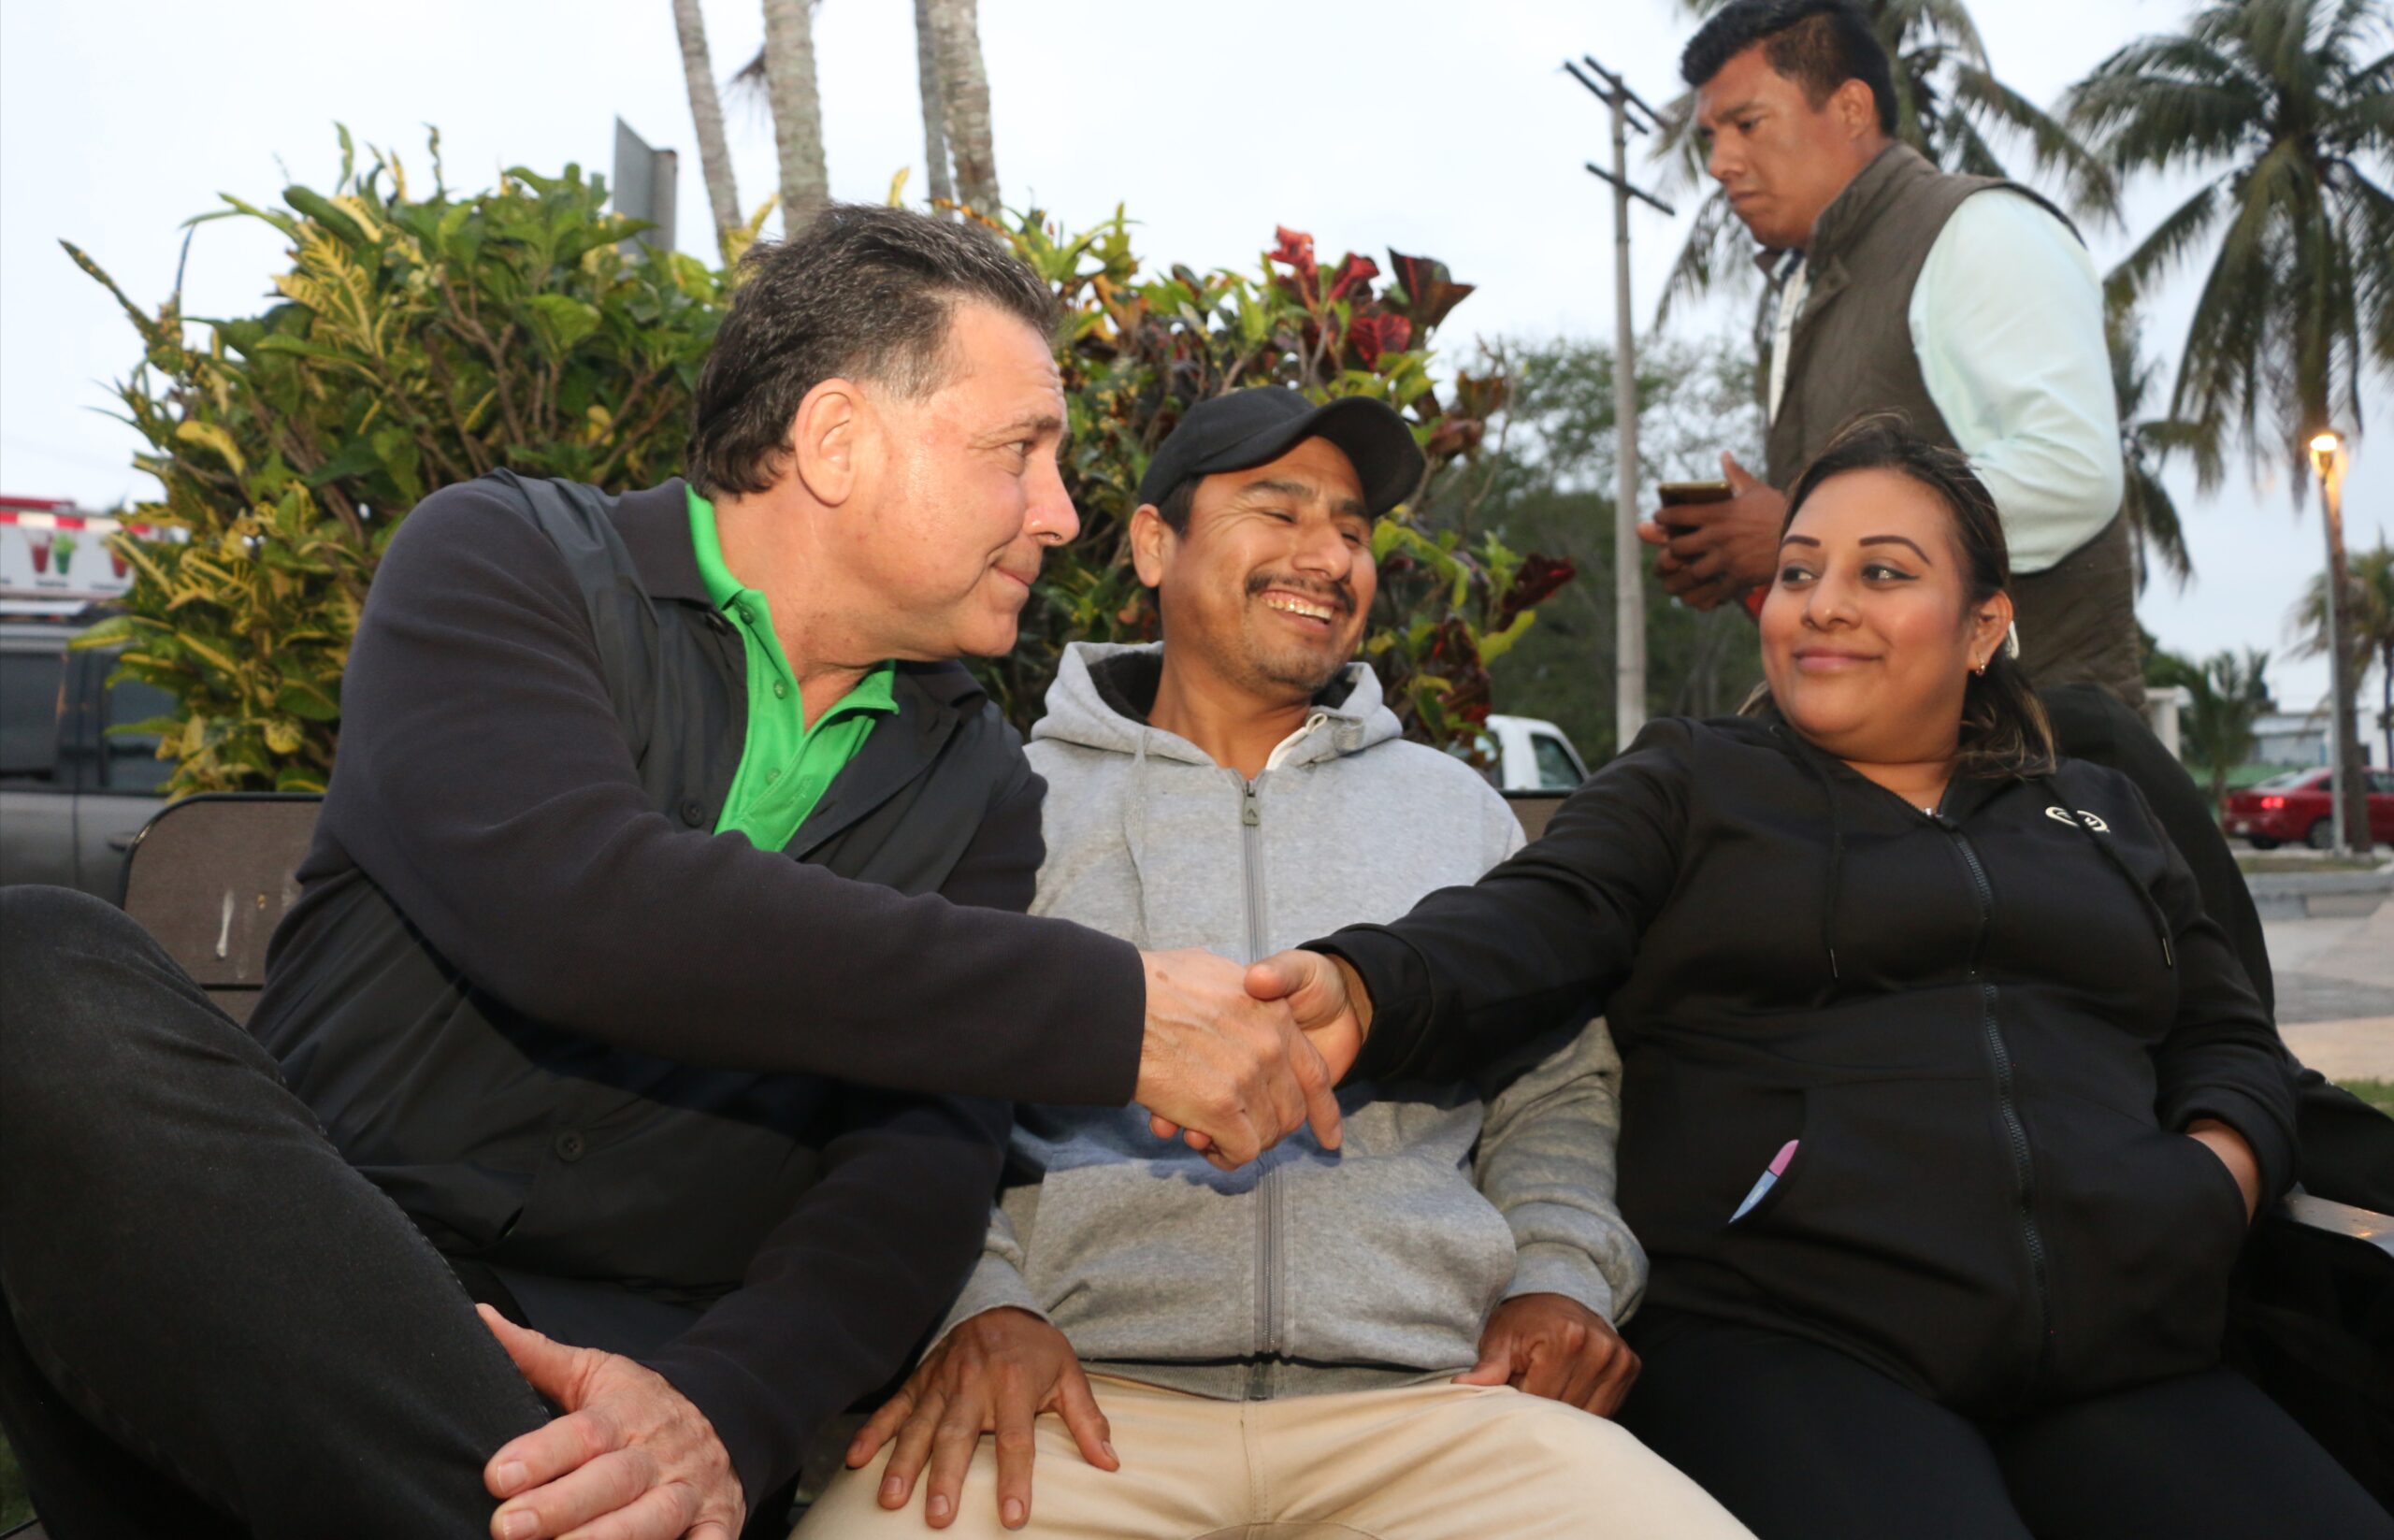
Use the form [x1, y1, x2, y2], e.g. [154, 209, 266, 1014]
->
[1758, 467, 2012, 766]
[841, 301, 1076, 659]
[1132, 436, 1377, 703]
[1694, 43, 1886, 252]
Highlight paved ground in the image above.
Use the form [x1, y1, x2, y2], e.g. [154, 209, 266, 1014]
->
[2265, 899, 2394, 1081]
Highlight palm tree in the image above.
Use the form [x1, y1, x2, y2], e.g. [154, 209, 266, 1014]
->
[733, 3, 829, 237]
[1654, 0, 2118, 323]
[2167, 647, 2275, 817]
[670, 0, 743, 255]
[921, 0, 1000, 217]
[2066, 0, 2393, 486]
[2292, 540, 2394, 770]
[2107, 300, 2213, 589]
[914, 0, 955, 211]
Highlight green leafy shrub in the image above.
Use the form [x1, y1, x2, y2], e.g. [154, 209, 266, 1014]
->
[70, 130, 721, 793]
[77, 138, 1570, 795]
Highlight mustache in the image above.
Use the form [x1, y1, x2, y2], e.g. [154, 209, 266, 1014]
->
[1246, 570, 1356, 616]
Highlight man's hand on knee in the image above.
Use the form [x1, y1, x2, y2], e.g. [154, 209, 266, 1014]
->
[477, 1305, 744, 1540]
[846, 1307, 1116, 1532]
[1455, 1292, 1641, 1418]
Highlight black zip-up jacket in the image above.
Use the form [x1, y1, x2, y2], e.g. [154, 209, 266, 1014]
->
[249, 472, 1147, 1503]
[1316, 715, 2297, 1415]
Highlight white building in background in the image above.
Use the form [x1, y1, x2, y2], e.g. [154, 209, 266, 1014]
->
[2144, 685, 2189, 759]
[2252, 705, 2337, 768]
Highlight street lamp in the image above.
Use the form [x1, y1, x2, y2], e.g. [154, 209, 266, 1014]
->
[2307, 430, 2368, 856]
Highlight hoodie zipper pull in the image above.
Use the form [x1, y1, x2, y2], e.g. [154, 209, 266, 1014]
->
[1242, 782, 1261, 828]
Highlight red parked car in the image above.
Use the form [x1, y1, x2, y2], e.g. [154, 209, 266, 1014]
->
[2223, 767, 2394, 849]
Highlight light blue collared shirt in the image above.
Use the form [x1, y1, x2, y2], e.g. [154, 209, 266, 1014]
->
[1772, 191, 2125, 574]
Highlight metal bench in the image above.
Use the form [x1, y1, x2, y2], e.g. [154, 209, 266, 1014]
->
[115, 792, 321, 1026]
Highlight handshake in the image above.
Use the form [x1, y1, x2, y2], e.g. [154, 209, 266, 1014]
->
[1132, 948, 1372, 1169]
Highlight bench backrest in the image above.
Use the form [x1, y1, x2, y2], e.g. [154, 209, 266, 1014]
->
[118, 793, 324, 1025]
[1506, 791, 1566, 842]
[108, 790, 1563, 1029]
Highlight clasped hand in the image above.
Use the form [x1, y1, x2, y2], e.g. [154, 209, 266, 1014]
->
[1132, 948, 1367, 1169]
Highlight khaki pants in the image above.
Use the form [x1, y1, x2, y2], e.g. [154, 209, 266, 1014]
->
[794, 1374, 1752, 1539]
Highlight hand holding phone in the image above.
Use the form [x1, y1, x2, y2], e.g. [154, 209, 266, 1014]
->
[1656, 480, 1733, 535]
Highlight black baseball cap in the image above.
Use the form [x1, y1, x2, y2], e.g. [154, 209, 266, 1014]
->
[1136, 388, 1426, 516]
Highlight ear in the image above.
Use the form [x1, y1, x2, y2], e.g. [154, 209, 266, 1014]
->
[1969, 589, 2014, 670]
[1831, 78, 1881, 142]
[1129, 503, 1174, 589]
[786, 378, 865, 507]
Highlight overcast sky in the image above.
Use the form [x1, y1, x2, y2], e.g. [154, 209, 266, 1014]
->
[3, 0, 2385, 715]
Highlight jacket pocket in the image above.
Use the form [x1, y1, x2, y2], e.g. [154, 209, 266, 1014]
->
[1718, 1081, 2029, 1405]
[2038, 1123, 2248, 1402]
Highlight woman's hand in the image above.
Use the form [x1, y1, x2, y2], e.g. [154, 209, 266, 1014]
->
[2185, 1118, 2262, 1221]
[845, 1307, 1116, 1531]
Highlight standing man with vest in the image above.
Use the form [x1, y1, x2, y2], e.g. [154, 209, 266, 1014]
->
[1637, 0, 2279, 1023]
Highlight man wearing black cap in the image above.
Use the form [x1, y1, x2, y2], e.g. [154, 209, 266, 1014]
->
[796, 388, 1750, 1539]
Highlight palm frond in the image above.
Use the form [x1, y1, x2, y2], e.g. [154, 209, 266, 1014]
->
[1949, 65, 2121, 219]
[2343, 167, 2394, 372]
[1940, 107, 2008, 179]
[2104, 183, 2224, 307]
[2068, 59, 2267, 176]
[2121, 457, 2194, 587]
[1656, 189, 1763, 326]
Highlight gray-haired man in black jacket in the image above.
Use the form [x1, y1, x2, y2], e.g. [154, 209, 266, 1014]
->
[0, 206, 1341, 1540]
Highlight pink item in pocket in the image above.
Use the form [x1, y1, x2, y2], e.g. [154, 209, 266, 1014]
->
[1730, 1139, 1800, 1222]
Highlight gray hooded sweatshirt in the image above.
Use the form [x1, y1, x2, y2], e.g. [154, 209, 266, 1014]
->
[935, 642, 1644, 1400]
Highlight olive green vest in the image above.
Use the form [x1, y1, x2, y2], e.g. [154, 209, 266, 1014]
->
[1764, 143, 2142, 706]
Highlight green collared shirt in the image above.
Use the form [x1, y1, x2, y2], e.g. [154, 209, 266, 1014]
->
[687, 486, 897, 853]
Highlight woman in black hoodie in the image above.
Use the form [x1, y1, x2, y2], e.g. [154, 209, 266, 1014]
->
[1259, 421, 2388, 1539]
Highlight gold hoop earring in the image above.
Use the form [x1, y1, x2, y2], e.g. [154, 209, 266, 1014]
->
[1972, 660, 1988, 677]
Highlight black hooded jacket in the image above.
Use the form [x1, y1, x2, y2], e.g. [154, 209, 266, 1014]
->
[1317, 714, 2297, 1415]
[249, 472, 1147, 1503]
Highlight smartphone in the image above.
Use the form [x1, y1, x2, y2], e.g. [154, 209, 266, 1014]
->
[1656, 479, 1733, 536]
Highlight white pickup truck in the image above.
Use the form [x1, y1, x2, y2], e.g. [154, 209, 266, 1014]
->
[1474, 713, 1591, 793]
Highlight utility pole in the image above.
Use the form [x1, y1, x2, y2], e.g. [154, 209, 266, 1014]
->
[1565, 56, 1674, 750]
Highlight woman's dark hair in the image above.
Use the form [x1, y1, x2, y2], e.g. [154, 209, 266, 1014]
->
[1680, 0, 1899, 137]
[685, 203, 1059, 497]
[1746, 415, 2057, 778]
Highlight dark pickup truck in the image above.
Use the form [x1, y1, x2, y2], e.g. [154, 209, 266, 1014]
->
[0, 614, 175, 894]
